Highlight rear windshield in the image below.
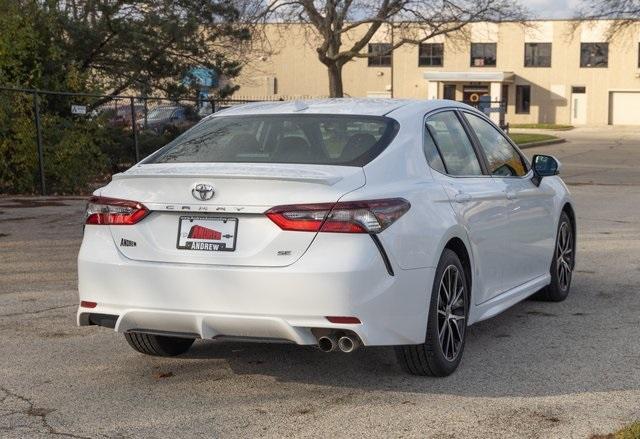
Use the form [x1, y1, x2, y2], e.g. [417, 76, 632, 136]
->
[145, 114, 399, 166]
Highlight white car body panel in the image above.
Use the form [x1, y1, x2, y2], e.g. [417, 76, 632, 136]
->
[77, 99, 574, 346]
[100, 164, 365, 267]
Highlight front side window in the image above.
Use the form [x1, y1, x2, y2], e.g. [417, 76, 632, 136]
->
[425, 111, 483, 176]
[524, 43, 551, 67]
[516, 85, 531, 114]
[418, 43, 444, 67]
[470, 43, 497, 67]
[145, 114, 398, 167]
[580, 43, 608, 67]
[464, 113, 528, 177]
[368, 43, 392, 67]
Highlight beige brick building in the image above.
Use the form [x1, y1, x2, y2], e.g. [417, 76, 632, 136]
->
[234, 20, 640, 126]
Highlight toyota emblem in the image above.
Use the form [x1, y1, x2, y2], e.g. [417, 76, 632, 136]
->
[192, 184, 215, 201]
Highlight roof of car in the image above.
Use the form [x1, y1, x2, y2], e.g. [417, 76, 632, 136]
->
[151, 105, 183, 111]
[212, 98, 471, 117]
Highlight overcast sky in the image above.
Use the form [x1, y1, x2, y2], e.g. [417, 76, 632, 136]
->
[527, 0, 584, 19]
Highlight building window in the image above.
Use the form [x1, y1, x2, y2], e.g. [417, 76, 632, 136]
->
[524, 43, 551, 67]
[501, 84, 509, 107]
[368, 43, 392, 67]
[443, 84, 456, 100]
[516, 85, 531, 114]
[418, 43, 444, 67]
[580, 43, 608, 68]
[470, 43, 497, 67]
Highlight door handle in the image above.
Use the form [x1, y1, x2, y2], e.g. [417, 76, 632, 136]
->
[454, 193, 472, 203]
[506, 191, 518, 200]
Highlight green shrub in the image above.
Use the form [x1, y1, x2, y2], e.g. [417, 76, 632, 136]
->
[42, 116, 108, 193]
[0, 94, 40, 193]
[0, 93, 109, 194]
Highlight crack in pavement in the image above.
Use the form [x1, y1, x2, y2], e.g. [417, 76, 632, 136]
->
[579, 217, 640, 225]
[0, 386, 91, 438]
[0, 304, 76, 318]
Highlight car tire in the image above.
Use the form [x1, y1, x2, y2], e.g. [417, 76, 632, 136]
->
[395, 249, 469, 377]
[533, 211, 574, 302]
[124, 332, 195, 357]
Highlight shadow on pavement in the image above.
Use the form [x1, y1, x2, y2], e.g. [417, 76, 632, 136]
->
[172, 271, 635, 398]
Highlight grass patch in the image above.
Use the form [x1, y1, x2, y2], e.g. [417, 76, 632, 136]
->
[509, 133, 559, 145]
[591, 421, 640, 439]
[510, 123, 574, 130]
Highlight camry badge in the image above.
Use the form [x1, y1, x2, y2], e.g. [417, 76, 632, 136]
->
[192, 184, 215, 201]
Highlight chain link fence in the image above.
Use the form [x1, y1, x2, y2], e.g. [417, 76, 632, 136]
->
[0, 87, 299, 195]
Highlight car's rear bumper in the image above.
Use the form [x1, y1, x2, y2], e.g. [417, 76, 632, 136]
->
[78, 228, 434, 346]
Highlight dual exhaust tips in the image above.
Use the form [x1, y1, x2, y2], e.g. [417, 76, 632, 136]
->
[317, 334, 360, 353]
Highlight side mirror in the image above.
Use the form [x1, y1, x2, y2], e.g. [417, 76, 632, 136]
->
[532, 154, 561, 186]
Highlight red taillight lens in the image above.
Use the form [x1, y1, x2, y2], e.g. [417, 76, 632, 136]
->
[326, 316, 361, 324]
[265, 203, 334, 232]
[266, 198, 410, 234]
[80, 301, 97, 308]
[85, 196, 149, 225]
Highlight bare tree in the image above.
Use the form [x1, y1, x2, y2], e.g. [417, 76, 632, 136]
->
[247, 0, 526, 97]
[576, 0, 640, 37]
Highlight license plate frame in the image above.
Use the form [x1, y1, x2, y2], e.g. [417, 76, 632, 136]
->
[176, 216, 238, 252]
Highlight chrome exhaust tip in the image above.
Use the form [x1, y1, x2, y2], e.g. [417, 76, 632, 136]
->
[317, 335, 338, 352]
[337, 335, 360, 353]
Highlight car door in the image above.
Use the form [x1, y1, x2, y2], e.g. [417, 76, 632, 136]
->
[424, 110, 509, 304]
[462, 111, 556, 291]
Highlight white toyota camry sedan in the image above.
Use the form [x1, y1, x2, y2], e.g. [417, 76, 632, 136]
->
[78, 99, 575, 376]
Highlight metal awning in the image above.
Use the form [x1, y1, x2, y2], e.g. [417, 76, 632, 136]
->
[423, 71, 515, 83]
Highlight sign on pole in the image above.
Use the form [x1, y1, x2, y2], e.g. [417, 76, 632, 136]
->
[71, 105, 87, 115]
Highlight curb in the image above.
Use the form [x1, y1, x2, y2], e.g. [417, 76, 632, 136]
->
[516, 138, 566, 149]
[509, 127, 574, 132]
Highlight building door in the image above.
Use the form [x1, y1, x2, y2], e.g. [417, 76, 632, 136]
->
[443, 84, 456, 101]
[571, 87, 587, 125]
[463, 85, 489, 107]
[610, 92, 640, 125]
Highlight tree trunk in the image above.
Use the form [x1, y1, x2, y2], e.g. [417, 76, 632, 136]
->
[327, 63, 344, 98]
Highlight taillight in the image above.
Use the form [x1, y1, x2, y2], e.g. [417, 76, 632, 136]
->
[266, 198, 410, 234]
[85, 196, 149, 225]
[326, 316, 361, 324]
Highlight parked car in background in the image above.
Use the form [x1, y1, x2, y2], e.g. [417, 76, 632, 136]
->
[78, 99, 576, 377]
[95, 103, 144, 128]
[141, 105, 196, 134]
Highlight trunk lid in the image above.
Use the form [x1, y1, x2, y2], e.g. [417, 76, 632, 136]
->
[100, 163, 365, 267]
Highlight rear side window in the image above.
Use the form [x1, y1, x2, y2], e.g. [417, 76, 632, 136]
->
[425, 111, 483, 176]
[423, 128, 446, 174]
[146, 114, 399, 166]
[464, 113, 528, 177]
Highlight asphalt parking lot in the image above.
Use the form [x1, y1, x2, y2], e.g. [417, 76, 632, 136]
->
[1, 126, 639, 438]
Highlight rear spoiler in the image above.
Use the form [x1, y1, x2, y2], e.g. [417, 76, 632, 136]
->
[112, 163, 345, 186]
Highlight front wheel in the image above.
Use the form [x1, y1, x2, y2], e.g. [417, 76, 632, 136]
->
[534, 211, 574, 302]
[395, 249, 468, 377]
[124, 332, 195, 357]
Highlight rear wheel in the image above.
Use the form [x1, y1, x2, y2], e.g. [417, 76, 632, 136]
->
[533, 211, 574, 302]
[124, 332, 195, 357]
[395, 249, 468, 377]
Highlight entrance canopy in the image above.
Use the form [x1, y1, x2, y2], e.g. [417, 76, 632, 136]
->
[423, 71, 515, 83]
